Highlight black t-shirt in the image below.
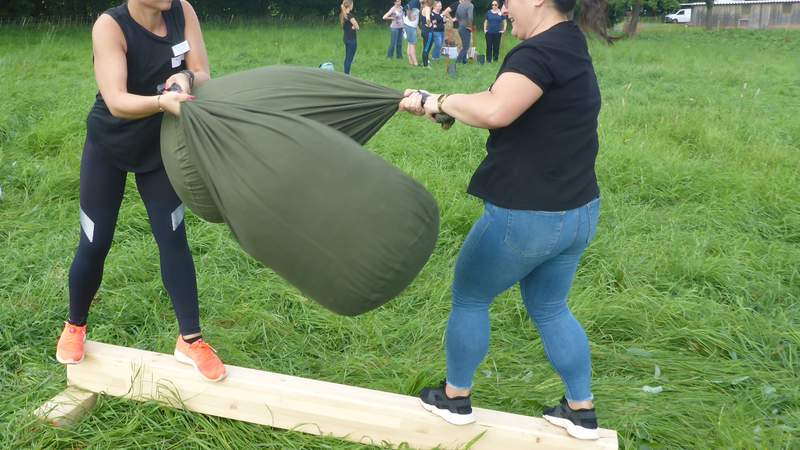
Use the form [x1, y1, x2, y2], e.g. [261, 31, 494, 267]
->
[343, 13, 357, 42]
[86, 0, 186, 173]
[467, 21, 601, 211]
[431, 11, 445, 31]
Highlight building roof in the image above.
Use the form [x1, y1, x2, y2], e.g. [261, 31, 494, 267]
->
[682, 0, 800, 5]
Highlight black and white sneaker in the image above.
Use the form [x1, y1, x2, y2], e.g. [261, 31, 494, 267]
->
[419, 381, 476, 425]
[542, 397, 600, 440]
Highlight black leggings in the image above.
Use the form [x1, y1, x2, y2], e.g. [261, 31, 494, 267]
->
[422, 29, 434, 67]
[68, 139, 201, 335]
[486, 32, 501, 63]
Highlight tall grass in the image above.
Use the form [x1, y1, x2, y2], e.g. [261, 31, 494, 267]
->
[0, 23, 798, 449]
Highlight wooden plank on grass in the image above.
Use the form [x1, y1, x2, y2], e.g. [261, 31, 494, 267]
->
[68, 341, 617, 449]
[35, 386, 98, 427]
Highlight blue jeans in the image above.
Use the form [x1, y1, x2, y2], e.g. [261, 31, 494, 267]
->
[344, 40, 357, 75]
[457, 27, 471, 63]
[445, 198, 600, 402]
[432, 31, 444, 61]
[388, 28, 403, 58]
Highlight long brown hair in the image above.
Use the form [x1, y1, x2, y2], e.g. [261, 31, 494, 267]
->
[340, 0, 353, 25]
[555, 0, 616, 44]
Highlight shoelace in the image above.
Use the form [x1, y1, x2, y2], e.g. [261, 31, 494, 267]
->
[190, 340, 217, 354]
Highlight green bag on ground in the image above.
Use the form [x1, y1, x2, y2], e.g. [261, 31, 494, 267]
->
[160, 67, 439, 316]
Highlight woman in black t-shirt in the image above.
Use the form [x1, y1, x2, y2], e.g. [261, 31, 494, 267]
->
[401, 0, 614, 440]
[341, 0, 360, 75]
[56, 0, 227, 383]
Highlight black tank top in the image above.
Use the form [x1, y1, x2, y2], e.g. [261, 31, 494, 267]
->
[86, 0, 186, 173]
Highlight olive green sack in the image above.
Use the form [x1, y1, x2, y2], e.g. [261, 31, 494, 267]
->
[160, 66, 439, 316]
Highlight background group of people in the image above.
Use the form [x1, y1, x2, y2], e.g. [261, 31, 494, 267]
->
[340, 0, 507, 74]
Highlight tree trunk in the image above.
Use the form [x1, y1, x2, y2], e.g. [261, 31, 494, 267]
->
[625, 0, 642, 37]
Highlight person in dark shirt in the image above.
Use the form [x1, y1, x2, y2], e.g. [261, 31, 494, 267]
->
[401, 0, 615, 440]
[56, 0, 227, 383]
[483, 1, 506, 62]
[454, 0, 474, 64]
[430, 1, 446, 63]
[420, 0, 435, 67]
[341, 0, 360, 75]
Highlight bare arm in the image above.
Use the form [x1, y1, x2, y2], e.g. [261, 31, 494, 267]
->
[164, 0, 211, 92]
[92, 14, 191, 119]
[400, 72, 544, 129]
[350, 17, 360, 31]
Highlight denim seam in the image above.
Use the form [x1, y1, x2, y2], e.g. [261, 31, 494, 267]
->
[533, 316, 592, 402]
[503, 210, 564, 258]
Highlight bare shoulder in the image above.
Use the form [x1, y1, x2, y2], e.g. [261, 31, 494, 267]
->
[92, 13, 124, 46]
[180, 0, 199, 17]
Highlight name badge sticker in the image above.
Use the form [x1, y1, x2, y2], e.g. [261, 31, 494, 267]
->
[171, 54, 185, 68]
[172, 40, 190, 57]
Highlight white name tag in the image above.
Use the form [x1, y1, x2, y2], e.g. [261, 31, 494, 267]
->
[172, 40, 190, 57]
[171, 54, 185, 68]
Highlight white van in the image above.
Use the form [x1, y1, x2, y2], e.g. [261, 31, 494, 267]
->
[664, 8, 691, 23]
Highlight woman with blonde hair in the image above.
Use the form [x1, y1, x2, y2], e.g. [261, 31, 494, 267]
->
[403, 2, 420, 66]
[420, 0, 435, 68]
[340, 0, 360, 74]
[56, 0, 226, 382]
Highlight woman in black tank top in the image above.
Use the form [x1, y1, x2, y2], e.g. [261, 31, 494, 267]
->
[56, 0, 228, 383]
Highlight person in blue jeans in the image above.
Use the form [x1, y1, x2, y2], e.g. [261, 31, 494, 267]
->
[454, 0, 473, 63]
[383, 0, 404, 59]
[340, 0, 359, 75]
[431, 2, 446, 63]
[400, 0, 615, 440]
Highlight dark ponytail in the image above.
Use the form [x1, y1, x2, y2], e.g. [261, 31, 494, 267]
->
[554, 0, 616, 44]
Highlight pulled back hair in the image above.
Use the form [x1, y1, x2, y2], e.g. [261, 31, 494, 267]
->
[340, 0, 353, 25]
[554, 0, 616, 44]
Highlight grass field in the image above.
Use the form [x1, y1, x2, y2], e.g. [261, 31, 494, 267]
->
[1, 21, 799, 449]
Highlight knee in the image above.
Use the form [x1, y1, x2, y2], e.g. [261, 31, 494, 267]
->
[153, 230, 190, 253]
[451, 285, 490, 311]
[530, 303, 571, 327]
[78, 233, 113, 262]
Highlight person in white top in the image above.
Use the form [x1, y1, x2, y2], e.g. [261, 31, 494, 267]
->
[403, 6, 420, 66]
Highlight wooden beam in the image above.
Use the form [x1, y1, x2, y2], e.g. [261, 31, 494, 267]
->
[67, 341, 617, 449]
[35, 386, 98, 427]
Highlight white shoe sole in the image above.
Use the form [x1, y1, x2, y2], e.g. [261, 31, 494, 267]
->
[543, 415, 600, 440]
[56, 353, 84, 364]
[174, 349, 227, 382]
[419, 398, 476, 425]
[56, 333, 86, 364]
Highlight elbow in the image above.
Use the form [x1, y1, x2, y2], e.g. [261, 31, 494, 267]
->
[106, 102, 134, 119]
[107, 104, 125, 119]
[484, 110, 513, 129]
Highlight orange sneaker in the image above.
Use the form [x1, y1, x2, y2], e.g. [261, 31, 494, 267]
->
[174, 336, 227, 382]
[56, 322, 86, 364]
